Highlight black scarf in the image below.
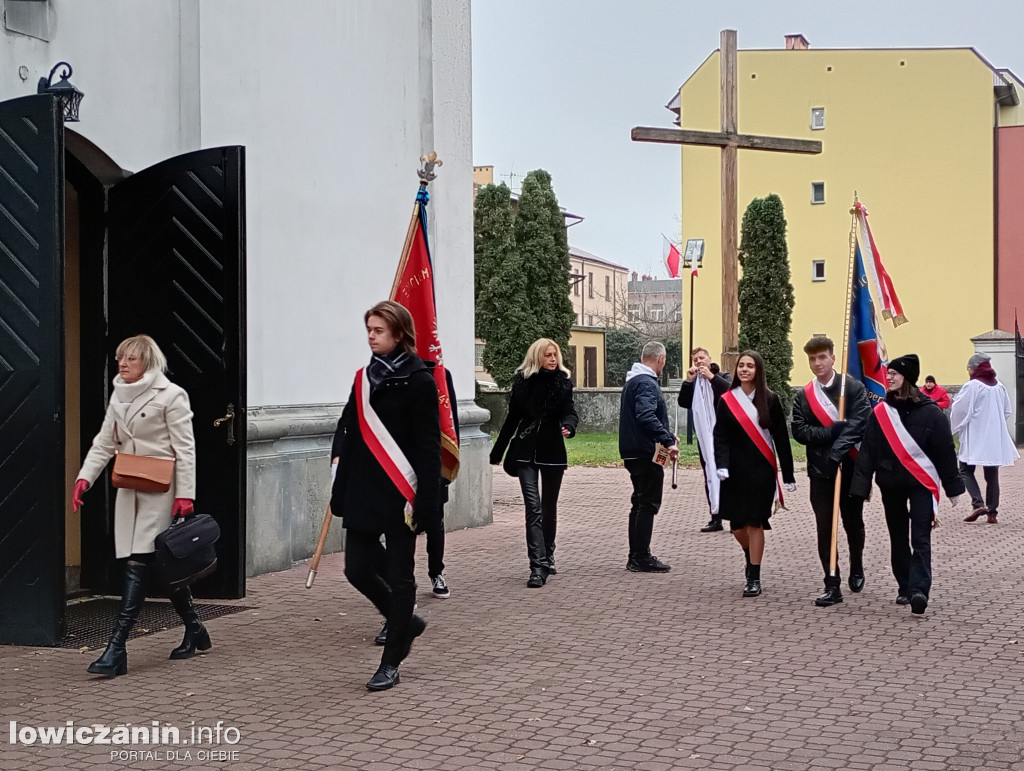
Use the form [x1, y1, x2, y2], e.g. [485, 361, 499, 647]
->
[366, 348, 409, 391]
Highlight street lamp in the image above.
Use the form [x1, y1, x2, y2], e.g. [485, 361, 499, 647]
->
[37, 62, 84, 122]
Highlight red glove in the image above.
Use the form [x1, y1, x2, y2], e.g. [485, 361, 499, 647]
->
[172, 498, 195, 519]
[72, 479, 89, 512]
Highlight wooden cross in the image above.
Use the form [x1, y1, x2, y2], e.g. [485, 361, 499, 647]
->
[632, 29, 822, 372]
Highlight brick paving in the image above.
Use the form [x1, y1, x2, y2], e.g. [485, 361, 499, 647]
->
[2, 461, 1023, 770]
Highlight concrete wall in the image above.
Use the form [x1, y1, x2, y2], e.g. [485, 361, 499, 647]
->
[481, 387, 682, 436]
[246, 401, 490, 576]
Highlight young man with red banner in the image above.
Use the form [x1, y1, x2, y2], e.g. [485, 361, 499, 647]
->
[850, 354, 964, 615]
[331, 301, 441, 690]
[791, 335, 872, 607]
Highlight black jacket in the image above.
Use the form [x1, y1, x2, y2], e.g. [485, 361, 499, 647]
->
[713, 389, 795, 522]
[490, 369, 578, 467]
[330, 354, 441, 533]
[618, 370, 675, 460]
[677, 372, 732, 409]
[791, 374, 872, 479]
[850, 393, 965, 500]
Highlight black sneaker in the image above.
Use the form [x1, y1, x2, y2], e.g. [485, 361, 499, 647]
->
[629, 554, 671, 573]
[431, 574, 451, 599]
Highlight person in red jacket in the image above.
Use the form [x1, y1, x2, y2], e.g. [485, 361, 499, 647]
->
[922, 376, 950, 409]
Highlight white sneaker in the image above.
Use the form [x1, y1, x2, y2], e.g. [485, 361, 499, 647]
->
[431, 573, 451, 599]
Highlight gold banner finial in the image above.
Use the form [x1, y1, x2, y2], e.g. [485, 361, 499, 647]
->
[418, 152, 443, 183]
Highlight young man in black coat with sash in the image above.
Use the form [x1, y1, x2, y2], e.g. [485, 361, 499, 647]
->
[331, 301, 441, 691]
[791, 335, 872, 607]
[619, 341, 679, 572]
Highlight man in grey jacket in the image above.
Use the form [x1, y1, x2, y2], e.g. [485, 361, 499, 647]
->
[619, 341, 679, 572]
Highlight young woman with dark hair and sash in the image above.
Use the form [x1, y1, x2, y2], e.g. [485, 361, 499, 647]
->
[712, 350, 796, 597]
[850, 354, 964, 615]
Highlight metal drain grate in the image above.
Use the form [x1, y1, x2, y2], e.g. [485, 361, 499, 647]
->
[60, 599, 256, 649]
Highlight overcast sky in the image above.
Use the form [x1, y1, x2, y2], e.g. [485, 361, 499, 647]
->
[472, 0, 1024, 277]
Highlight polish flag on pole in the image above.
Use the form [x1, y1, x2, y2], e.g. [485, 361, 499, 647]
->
[853, 201, 907, 326]
[663, 235, 682, 278]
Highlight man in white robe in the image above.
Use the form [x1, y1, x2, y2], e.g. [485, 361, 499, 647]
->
[951, 353, 1019, 524]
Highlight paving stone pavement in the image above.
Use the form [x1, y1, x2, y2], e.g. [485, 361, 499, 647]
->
[2, 461, 1023, 770]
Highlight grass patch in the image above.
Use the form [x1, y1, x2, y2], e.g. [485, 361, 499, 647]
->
[565, 433, 808, 468]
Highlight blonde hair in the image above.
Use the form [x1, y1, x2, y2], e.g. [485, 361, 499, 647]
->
[517, 338, 571, 379]
[115, 334, 168, 374]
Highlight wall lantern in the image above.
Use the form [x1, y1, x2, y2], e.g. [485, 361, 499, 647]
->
[37, 62, 84, 122]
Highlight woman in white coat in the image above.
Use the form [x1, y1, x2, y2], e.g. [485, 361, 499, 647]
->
[951, 353, 1019, 524]
[72, 335, 203, 677]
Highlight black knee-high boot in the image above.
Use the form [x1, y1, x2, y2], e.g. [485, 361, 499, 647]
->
[168, 587, 212, 660]
[88, 561, 149, 677]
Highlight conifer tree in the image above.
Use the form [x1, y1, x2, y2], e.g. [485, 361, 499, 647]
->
[738, 193, 795, 410]
[514, 170, 576, 355]
[473, 183, 533, 387]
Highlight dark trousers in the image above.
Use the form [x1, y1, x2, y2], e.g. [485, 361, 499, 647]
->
[959, 462, 1000, 515]
[881, 486, 934, 598]
[808, 459, 866, 579]
[344, 526, 417, 666]
[517, 464, 564, 570]
[625, 459, 664, 556]
[425, 507, 445, 579]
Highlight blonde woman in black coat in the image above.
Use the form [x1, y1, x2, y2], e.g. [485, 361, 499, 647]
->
[713, 350, 796, 597]
[490, 339, 579, 587]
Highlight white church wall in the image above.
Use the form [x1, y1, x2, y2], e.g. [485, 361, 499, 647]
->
[1, 0, 489, 577]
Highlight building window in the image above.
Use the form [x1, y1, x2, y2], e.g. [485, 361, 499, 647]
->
[588, 272, 594, 299]
[811, 182, 825, 204]
[812, 260, 826, 281]
[474, 342, 485, 367]
[628, 303, 640, 322]
[587, 314, 595, 327]
[811, 107, 825, 130]
[572, 272, 580, 296]
[650, 303, 665, 322]
[604, 275, 611, 301]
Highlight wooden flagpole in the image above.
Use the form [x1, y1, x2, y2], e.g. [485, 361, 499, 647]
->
[828, 194, 861, 578]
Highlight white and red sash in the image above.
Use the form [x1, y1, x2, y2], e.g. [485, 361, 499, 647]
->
[803, 378, 859, 459]
[722, 389, 784, 509]
[873, 402, 940, 515]
[354, 367, 417, 511]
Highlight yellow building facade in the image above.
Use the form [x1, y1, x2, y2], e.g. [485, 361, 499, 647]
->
[677, 44, 1023, 384]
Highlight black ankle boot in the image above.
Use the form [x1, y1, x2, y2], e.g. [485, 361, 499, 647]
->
[743, 564, 762, 597]
[169, 587, 212, 660]
[815, 576, 844, 607]
[88, 561, 149, 677]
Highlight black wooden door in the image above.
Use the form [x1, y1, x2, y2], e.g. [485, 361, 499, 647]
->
[107, 147, 246, 598]
[0, 95, 65, 645]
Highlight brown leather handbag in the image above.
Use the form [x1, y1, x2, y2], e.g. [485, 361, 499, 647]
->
[111, 423, 175, 493]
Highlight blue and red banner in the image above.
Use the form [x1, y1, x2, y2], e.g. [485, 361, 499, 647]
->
[847, 248, 888, 402]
